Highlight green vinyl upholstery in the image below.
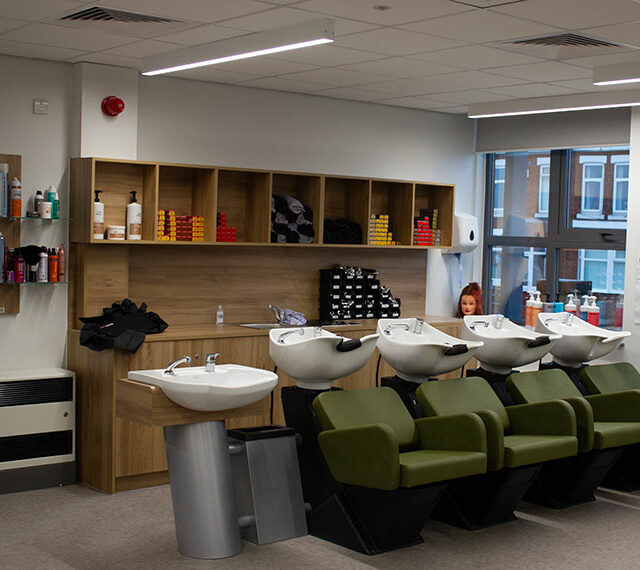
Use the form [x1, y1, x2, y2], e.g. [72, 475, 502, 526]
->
[507, 369, 640, 452]
[580, 362, 640, 395]
[415, 377, 578, 471]
[313, 387, 487, 491]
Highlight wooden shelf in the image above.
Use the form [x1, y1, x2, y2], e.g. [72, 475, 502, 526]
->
[0, 153, 22, 315]
[70, 157, 455, 249]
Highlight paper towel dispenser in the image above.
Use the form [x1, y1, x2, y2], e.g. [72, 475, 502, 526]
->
[447, 213, 478, 254]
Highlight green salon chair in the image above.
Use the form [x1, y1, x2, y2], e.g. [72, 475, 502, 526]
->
[415, 376, 578, 528]
[580, 362, 640, 395]
[309, 387, 487, 554]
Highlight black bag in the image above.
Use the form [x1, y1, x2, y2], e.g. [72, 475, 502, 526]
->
[79, 298, 168, 353]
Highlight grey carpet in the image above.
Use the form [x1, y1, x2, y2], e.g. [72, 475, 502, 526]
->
[2, 484, 640, 569]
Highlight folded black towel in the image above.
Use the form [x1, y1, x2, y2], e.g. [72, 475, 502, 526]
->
[323, 218, 362, 244]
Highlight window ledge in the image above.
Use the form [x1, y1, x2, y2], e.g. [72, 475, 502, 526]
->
[534, 212, 548, 219]
[608, 214, 627, 221]
[576, 212, 605, 220]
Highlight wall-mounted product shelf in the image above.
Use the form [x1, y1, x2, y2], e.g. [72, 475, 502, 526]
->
[70, 158, 455, 249]
[0, 153, 22, 314]
[0, 216, 73, 222]
[0, 282, 69, 286]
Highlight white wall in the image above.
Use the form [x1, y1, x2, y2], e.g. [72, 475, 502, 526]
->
[0, 56, 73, 370]
[138, 76, 483, 315]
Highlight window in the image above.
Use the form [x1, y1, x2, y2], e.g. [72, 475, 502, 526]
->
[484, 148, 627, 330]
[493, 159, 505, 219]
[611, 155, 629, 218]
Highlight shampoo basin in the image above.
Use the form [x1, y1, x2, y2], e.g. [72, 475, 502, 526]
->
[269, 327, 379, 390]
[536, 312, 630, 367]
[462, 314, 561, 374]
[127, 364, 278, 412]
[376, 318, 483, 382]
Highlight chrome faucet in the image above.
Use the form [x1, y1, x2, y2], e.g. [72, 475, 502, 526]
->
[268, 304, 285, 324]
[205, 353, 220, 373]
[469, 320, 490, 330]
[277, 329, 304, 344]
[164, 355, 192, 375]
[413, 318, 424, 334]
[383, 323, 410, 335]
[313, 326, 323, 338]
[495, 315, 504, 329]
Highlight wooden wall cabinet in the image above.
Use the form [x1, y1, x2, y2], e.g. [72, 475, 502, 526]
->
[0, 153, 22, 314]
[70, 157, 455, 249]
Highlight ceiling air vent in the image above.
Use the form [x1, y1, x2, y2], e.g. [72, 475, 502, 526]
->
[511, 33, 621, 48]
[60, 6, 180, 24]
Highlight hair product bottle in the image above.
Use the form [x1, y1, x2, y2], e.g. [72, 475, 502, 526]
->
[126, 190, 142, 240]
[93, 190, 104, 239]
[9, 177, 22, 218]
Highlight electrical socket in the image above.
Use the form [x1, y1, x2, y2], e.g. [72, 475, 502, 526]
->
[33, 98, 48, 115]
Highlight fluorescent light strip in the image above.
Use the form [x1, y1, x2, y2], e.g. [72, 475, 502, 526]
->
[470, 101, 640, 119]
[142, 38, 333, 76]
[594, 78, 640, 86]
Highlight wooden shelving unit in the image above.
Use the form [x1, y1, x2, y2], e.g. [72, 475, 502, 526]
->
[0, 153, 22, 315]
[70, 158, 456, 249]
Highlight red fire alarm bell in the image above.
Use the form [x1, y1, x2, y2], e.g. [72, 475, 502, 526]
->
[101, 96, 125, 116]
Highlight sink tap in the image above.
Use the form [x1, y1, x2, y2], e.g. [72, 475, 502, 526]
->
[383, 323, 410, 336]
[164, 355, 192, 375]
[413, 318, 424, 334]
[205, 352, 220, 373]
[469, 320, 490, 330]
[495, 315, 504, 329]
[277, 329, 305, 344]
[313, 326, 323, 338]
[268, 304, 285, 324]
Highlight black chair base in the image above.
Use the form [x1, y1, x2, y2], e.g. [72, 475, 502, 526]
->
[525, 448, 623, 508]
[380, 375, 425, 418]
[539, 361, 588, 395]
[601, 443, 640, 491]
[466, 367, 517, 406]
[309, 483, 445, 555]
[432, 465, 540, 530]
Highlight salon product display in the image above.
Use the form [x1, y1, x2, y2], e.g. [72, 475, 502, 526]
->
[369, 214, 396, 245]
[413, 208, 441, 246]
[0, 163, 8, 217]
[216, 211, 236, 242]
[126, 191, 142, 240]
[1, 244, 66, 283]
[157, 210, 205, 241]
[319, 265, 400, 321]
[79, 298, 168, 353]
[271, 194, 314, 243]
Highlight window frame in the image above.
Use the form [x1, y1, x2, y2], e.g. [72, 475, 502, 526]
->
[611, 155, 629, 219]
[579, 156, 606, 218]
[536, 157, 550, 218]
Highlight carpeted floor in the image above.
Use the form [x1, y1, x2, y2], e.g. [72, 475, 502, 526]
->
[2, 484, 640, 569]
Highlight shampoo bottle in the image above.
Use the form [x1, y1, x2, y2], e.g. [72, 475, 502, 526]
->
[531, 291, 543, 327]
[579, 295, 590, 321]
[553, 293, 564, 313]
[9, 177, 22, 218]
[565, 293, 577, 316]
[587, 295, 600, 326]
[48, 248, 59, 283]
[525, 291, 535, 328]
[93, 190, 104, 240]
[126, 191, 142, 240]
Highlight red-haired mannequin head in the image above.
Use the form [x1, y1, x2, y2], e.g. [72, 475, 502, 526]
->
[456, 282, 483, 318]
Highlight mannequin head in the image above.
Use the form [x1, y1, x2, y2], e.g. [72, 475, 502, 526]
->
[456, 282, 483, 318]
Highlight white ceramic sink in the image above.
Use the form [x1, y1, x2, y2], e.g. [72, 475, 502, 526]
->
[462, 314, 561, 374]
[128, 364, 278, 412]
[536, 312, 631, 367]
[377, 318, 483, 382]
[269, 327, 379, 390]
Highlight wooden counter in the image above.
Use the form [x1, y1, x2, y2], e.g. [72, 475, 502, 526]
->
[68, 316, 464, 493]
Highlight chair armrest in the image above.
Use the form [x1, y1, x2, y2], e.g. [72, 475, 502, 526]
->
[564, 397, 594, 453]
[415, 413, 486, 454]
[318, 424, 400, 491]
[476, 410, 505, 471]
[585, 390, 640, 422]
[507, 400, 576, 437]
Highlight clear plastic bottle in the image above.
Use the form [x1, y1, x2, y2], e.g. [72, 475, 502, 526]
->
[216, 304, 224, 324]
[565, 293, 577, 316]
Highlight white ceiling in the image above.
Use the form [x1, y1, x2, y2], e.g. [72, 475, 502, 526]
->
[3, 0, 640, 114]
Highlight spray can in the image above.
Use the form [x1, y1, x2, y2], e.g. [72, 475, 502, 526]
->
[9, 177, 22, 218]
[37, 247, 48, 283]
[565, 293, 577, 316]
[531, 291, 543, 327]
[579, 295, 590, 321]
[525, 291, 535, 328]
[587, 295, 600, 326]
[48, 248, 59, 283]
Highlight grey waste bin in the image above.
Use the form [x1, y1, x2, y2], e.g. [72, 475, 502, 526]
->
[228, 425, 308, 545]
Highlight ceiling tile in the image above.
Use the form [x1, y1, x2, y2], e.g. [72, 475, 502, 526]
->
[371, 95, 453, 110]
[0, 39, 84, 61]
[401, 11, 561, 43]
[0, 0, 85, 21]
[581, 22, 640, 49]
[103, 39, 183, 58]
[279, 67, 389, 87]
[491, 0, 640, 30]
[312, 86, 386, 102]
[549, 78, 635, 92]
[561, 51, 640, 68]
[435, 106, 468, 114]
[336, 28, 468, 56]
[339, 57, 462, 78]
[2, 22, 137, 51]
[424, 89, 511, 104]
[489, 61, 592, 82]
[237, 76, 325, 92]
[272, 44, 381, 66]
[481, 82, 579, 97]
[172, 67, 261, 83]
[151, 24, 247, 46]
[211, 57, 319, 76]
[67, 52, 143, 68]
[293, 0, 473, 26]
[411, 44, 545, 70]
[96, 0, 274, 24]
[0, 18, 29, 34]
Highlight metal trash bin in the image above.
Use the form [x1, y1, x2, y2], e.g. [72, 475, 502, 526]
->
[228, 425, 308, 545]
